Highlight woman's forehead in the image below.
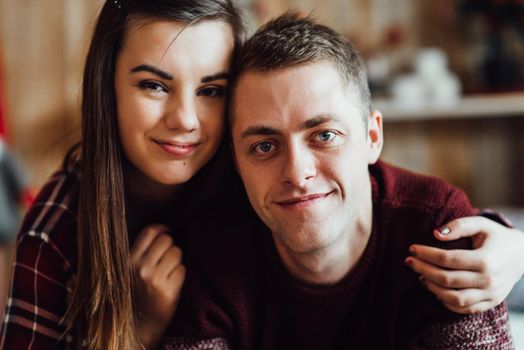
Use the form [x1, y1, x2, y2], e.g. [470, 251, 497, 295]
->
[122, 17, 233, 55]
[117, 18, 234, 77]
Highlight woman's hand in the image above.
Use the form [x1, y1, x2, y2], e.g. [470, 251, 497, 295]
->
[131, 224, 186, 349]
[405, 216, 524, 314]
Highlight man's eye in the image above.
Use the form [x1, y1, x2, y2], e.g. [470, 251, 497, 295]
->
[197, 86, 225, 97]
[139, 81, 167, 93]
[315, 131, 336, 142]
[253, 141, 274, 154]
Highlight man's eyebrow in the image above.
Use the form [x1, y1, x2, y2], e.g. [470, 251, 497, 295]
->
[201, 72, 230, 83]
[241, 126, 280, 138]
[303, 115, 341, 129]
[240, 115, 342, 139]
[130, 64, 173, 80]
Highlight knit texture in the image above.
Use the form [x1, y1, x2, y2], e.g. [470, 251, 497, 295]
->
[166, 160, 514, 350]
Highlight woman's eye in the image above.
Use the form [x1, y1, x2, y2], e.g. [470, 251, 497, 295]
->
[315, 131, 336, 143]
[253, 141, 274, 154]
[139, 81, 167, 94]
[197, 86, 225, 97]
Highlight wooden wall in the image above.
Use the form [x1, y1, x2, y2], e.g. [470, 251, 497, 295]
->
[0, 0, 522, 208]
[383, 117, 524, 207]
[0, 0, 104, 187]
[0, 0, 435, 189]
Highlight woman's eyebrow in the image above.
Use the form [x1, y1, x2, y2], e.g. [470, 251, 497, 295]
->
[130, 64, 173, 80]
[201, 72, 230, 83]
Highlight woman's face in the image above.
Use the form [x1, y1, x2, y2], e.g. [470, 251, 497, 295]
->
[114, 18, 234, 186]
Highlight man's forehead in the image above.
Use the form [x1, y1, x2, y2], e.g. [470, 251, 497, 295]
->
[233, 64, 338, 108]
[231, 65, 363, 128]
[236, 61, 341, 84]
[232, 63, 364, 108]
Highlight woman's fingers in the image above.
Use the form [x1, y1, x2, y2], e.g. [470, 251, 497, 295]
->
[132, 224, 179, 285]
[157, 245, 183, 278]
[406, 215, 524, 314]
[408, 244, 485, 271]
[421, 279, 508, 314]
[131, 224, 169, 263]
[421, 280, 488, 311]
[432, 216, 496, 242]
[405, 256, 489, 289]
[443, 301, 497, 315]
[142, 233, 174, 267]
[168, 264, 186, 295]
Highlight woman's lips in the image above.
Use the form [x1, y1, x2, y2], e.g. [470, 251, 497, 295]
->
[152, 139, 200, 157]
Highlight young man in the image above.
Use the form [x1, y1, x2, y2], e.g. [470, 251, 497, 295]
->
[165, 13, 515, 349]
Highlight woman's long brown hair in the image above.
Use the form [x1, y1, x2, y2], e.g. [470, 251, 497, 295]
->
[64, 1, 244, 348]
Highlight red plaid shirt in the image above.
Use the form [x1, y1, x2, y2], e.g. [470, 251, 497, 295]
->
[0, 156, 80, 349]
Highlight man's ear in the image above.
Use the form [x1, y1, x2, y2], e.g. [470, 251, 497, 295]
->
[367, 109, 383, 164]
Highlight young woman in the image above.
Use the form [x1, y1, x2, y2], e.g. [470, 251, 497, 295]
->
[0, 0, 243, 349]
[0, 0, 523, 349]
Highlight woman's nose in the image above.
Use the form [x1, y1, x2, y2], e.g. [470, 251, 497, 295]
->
[164, 92, 199, 132]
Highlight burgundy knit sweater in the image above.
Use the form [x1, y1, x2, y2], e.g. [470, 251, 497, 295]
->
[163, 161, 514, 350]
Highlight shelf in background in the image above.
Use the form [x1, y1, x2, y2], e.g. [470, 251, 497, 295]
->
[374, 93, 524, 122]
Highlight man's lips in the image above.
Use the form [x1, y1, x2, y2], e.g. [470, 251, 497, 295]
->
[152, 139, 200, 156]
[275, 191, 333, 208]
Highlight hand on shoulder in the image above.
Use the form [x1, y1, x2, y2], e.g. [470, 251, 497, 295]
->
[405, 215, 524, 314]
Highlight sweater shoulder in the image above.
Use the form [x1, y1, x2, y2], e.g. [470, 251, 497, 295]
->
[370, 161, 477, 251]
[370, 160, 472, 214]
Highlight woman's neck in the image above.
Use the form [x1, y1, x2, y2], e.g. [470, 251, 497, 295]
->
[124, 160, 180, 204]
[123, 160, 180, 237]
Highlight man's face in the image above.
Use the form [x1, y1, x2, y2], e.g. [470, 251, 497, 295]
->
[231, 61, 383, 256]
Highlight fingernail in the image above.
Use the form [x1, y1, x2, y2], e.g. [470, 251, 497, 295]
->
[418, 276, 426, 285]
[437, 226, 451, 236]
[409, 245, 416, 255]
[404, 258, 413, 267]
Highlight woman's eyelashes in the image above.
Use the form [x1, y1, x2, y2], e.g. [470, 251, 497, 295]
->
[197, 85, 226, 98]
[137, 80, 226, 98]
[138, 80, 168, 94]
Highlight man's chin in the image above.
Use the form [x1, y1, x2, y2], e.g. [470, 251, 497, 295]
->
[275, 228, 338, 254]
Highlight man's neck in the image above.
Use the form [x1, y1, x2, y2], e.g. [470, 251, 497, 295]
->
[275, 183, 373, 286]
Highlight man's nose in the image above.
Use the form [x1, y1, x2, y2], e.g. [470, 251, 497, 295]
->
[280, 142, 317, 188]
